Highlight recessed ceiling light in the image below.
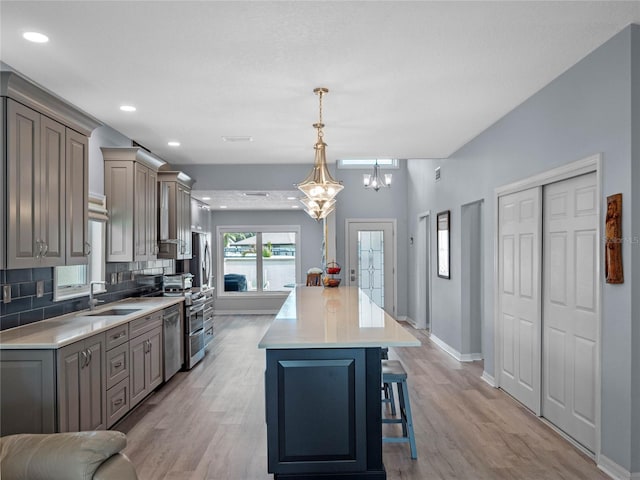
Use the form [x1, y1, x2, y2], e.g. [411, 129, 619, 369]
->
[220, 205, 228, 209]
[168, 141, 180, 147]
[287, 196, 297, 200]
[222, 136, 253, 142]
[23, 31, 49, 43]
[291, 205, 299, 209]
[120, 105, 136, 112]
[201, 196, 211, 201]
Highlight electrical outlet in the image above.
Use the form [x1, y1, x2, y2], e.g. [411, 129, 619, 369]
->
[117, 272, 124, 283]
[36, 280, 44, 298]
[2, 285, 11, 304]
[111, 272, 117, 285]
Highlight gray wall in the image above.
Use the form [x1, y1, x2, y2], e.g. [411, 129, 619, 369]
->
[407, 25, 637, 471]
[631, 25, 640, 475]
[332, 162, 409, 317]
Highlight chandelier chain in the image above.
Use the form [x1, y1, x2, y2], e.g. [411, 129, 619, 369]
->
[316, 89, 324, 139]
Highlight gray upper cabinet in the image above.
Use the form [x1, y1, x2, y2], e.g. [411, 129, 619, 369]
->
[1, 71, 101, 269]
[7, 99, 65, 268]
[102, 147, 165, 262]
[65, 129, 89, 265]
[158, 171, 194, 260]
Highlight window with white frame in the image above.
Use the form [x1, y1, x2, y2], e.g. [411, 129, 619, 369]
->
[217, 226, 300, 295]
[337, 159, 398, 169]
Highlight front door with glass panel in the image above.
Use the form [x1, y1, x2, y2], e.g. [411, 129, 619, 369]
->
[346, 221, 395, 315]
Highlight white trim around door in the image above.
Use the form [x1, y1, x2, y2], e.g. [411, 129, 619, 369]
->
[345, 218, 398, 317]
[493, 153, 602, 459]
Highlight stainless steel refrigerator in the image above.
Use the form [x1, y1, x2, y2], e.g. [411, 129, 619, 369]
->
[190, 231, 212, 288]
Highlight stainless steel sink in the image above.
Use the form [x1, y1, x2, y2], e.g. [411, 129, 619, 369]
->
[87, 308, 142, 316]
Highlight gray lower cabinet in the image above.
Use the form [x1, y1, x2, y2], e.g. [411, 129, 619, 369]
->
[129, 313, 163, 409]
[0, 307, 171, 435]
[0, 349, 57, 435]
[57, 333, 107, 432]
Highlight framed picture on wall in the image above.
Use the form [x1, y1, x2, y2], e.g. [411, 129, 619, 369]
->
[437, 210, 450, 279]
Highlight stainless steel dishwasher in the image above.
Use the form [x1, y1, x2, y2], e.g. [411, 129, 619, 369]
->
[163, 305, 183, 381]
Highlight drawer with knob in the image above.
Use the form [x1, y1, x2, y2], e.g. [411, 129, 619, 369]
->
[106, 377, 130, 428]
[105, 323, 129, 350]
[106, 342, 129, 389]
[129, 311, 162, 339]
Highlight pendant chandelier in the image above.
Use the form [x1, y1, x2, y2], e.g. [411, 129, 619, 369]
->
[297, 87, 343, 220]
[363, 160, 392, 191]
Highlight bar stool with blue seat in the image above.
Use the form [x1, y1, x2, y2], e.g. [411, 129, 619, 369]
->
[381, 359, 417, 459]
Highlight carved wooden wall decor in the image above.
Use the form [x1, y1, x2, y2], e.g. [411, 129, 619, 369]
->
[605, 193, 623, 284]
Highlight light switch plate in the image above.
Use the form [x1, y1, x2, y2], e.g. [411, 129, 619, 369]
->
[36, 280, 44, 298]
[3, 285, 11, 304]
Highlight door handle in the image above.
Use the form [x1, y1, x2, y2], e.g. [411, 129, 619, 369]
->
[81, 350, 87, 368]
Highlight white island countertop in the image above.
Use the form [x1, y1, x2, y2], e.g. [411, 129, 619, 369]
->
[258, 286, 420, 349]
[0, 297, 184, 350]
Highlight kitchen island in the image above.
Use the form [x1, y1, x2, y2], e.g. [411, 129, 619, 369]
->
[259, 286, 419, 480]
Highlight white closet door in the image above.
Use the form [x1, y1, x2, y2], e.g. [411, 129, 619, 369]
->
[543, 172, 598, 452]
[498, 187, 542, 414]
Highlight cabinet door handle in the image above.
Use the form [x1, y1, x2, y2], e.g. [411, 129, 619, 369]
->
[113, 361, 123, 368]
[41, 242, 49, 257]
[112, 332, 126, 340]
[35, 240, 42, 259]
[84, 241, 91, 256]
[113, 398, 124, 406]
[81, 350, 87, 368]
[87, 348, 92, 366]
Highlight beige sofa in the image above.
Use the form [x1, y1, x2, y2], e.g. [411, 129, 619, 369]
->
[0, 431, 138, 480]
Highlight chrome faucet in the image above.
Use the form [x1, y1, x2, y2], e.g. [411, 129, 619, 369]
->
[88, 281, 107, 310]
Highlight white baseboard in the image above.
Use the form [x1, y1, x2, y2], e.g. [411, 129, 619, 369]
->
[481, 371, 496, 387]
[430, 334, 482, 363]
[402, 315, 429, 330]
[460, 353, 483, 362]
[598, 454, 637, 480]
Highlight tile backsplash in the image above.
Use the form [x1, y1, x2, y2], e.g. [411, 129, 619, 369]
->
[0, 260, 174, 331]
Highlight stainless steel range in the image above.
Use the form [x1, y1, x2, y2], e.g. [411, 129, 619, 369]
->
[163, 274, 206, 369]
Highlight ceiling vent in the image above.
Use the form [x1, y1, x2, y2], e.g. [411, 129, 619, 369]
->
[222, 136, 253, 142]
[243, 192, 269, 197]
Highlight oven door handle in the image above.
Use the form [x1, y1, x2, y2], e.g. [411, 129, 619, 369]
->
[190, 304, 205, 314]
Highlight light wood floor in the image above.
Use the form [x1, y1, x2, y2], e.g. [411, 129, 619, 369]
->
[118, 315, 607, 480]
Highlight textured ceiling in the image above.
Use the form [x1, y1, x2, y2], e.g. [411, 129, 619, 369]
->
[2, 1, 638, 169]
